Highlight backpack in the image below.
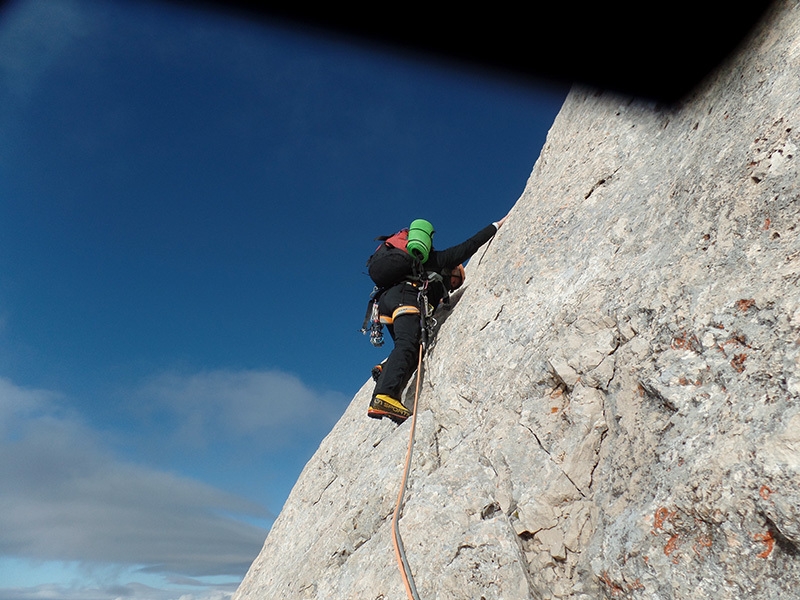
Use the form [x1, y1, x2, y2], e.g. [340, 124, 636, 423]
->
[365, 229, 422, 289]
[361, 228, 431, 347]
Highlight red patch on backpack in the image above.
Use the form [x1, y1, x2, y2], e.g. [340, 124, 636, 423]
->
[366, 229, 419, 289]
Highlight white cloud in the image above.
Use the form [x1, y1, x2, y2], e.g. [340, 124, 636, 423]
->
[0, 580, 236, 600]
[0, 364, 352, 599]
[138, 369, 347, 449]
[0, 377, 269, 577]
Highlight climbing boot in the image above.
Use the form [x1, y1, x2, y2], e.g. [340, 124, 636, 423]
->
[367, 394, 411, 423]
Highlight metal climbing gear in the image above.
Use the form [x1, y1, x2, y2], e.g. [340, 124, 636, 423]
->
[416, 279, 435, 349]
[361, 286, 385, 347]
[368, 299, 384, 347]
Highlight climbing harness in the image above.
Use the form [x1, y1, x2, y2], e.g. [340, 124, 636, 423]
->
[391, 284, 432, 600]
[362, 258, 437, 349]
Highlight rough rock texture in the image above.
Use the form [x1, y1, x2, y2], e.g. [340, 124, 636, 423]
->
[233, 1, 800, 598]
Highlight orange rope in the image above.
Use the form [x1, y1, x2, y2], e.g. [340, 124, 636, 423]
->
[391, 342, 424, 600]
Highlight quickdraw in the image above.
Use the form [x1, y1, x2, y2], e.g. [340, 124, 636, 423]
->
[417, 280, 435, 347]
[368, 299, 384, 347]
[361, 286, 385, 347]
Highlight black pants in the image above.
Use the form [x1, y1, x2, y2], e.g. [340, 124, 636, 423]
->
[373, 282, 422, 401]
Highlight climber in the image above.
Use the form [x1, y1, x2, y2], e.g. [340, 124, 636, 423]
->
[366, 214, 508, 423]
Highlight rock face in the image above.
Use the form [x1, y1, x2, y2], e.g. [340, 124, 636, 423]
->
[233, 1, 800, 598]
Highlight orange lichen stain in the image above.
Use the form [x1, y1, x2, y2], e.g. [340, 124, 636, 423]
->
[722, 333, 749, 347]
[551, 406, 559, 413]
[760, 485, 773, 500]
[628, 579, 645, 592]
[599, 572, 624, 595]
[763, 218, 771, 230]
[664, 534, 680, 557]
[731, 353, 747, 373]
[671, 334, 698, 351]
[652, 507, 675, 533]
[754, 530, 774, 558]
[737, 298, 756, 311]
[693, 536, 713, 557]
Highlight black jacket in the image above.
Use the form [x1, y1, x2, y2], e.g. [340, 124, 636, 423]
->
[420, 223, 498, 307]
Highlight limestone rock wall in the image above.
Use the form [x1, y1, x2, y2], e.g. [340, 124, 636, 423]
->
[233, 1, 800, 598]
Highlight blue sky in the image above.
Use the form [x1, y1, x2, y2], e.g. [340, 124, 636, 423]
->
[0, 0, 568, 598]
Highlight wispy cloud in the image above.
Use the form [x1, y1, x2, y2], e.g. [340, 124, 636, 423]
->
[0, 376, 268, 577]
[137, 369, 347, 450]
[0, 367, 350, 599]
[0, 580, 236, 600]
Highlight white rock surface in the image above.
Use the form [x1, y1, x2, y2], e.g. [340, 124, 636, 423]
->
[234, 1, 800, 598]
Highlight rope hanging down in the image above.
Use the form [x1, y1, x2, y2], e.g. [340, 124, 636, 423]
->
[392, 289, 432, 600]
[391, 340, 424, 600]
